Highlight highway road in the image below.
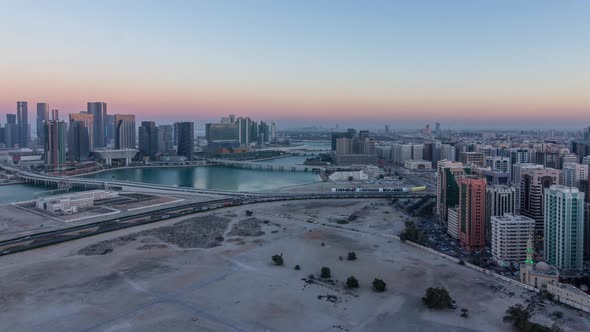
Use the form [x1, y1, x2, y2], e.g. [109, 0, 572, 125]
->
[0, 192, 434, 257]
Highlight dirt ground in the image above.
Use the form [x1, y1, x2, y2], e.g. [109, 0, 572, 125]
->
[0, 199, 588, 332]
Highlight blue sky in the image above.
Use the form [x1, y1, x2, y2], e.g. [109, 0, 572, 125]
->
[1, 1, 589, 129]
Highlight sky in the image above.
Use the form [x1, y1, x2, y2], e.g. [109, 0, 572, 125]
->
[1, 0, 589, 129]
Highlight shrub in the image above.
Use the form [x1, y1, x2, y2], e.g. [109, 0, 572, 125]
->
[321, 267, 331, 279]
[372, 278, 387, 292]
[422, 287, 453, 309]
[347, 252, 357, 261]
[346, 276, 359, 289]
[294, 265, 301, 270]
[245, 210, 253, 216]
[460, 308, 469, 318]
[272, 253, 284, 266]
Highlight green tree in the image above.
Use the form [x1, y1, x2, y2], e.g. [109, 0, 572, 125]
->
[346, 276, 359, 289]
[422, 287, 453, 309]
[372, 278, 387, 292]
[272, 253, 284, 266]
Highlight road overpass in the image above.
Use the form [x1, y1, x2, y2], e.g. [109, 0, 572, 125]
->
[206, 158, 324, 172]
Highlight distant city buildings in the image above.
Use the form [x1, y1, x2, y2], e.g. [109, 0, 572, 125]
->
[157, 124, 174, 155]
[205, 114, 276, 152]
[36, 103, 49, 147]
[138, 121, 158, 160]
[114, 114, 136, 150]
[87, 102, 107, 148]
[175, 122, 194, 161]
[69, 113, 94, 150]
[44, 120, 66, 171]
[67, 120, 90, 162]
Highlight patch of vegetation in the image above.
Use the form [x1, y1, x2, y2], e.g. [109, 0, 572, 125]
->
[372, 278, 387, 292]
[294, 265, 301, 270]
[422, 287, 453, 309]
[245, 210, 253, 216]
[346, 276, 359, 289]
[321, 267, 331, 279]
[272, 253, 284, 266]
[460, 308, 469, 318]
[549, 311, 562, 320]
[503, 304, 552, 332]
[399, 221, 424, 243]
[347, 252, 357, 261]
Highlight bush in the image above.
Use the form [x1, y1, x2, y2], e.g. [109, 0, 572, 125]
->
[399, 221, 424, 244]
[460, 308, 469, 318]
[347, 252, 357, 261]
[294, 265, 301, 270]
[422, 287, 453, 309]
[348, 176, 354, 181]
[346, 276, 359, 289]
[272, 253, 284, 266]
[372, 278, 387, 292]
[245, 210, 253, 216]
[321, 267, 331, 279]
[504, 304, 552, 332]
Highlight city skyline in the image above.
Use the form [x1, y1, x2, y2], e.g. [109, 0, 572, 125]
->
[1, 1, 590, 128]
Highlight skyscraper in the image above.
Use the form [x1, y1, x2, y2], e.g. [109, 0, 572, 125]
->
[114, 114, 136, 149]
[105, 114, 115, 143]
[67, 120, 90, 162]
[5, 114, 17, 148]
[520, 167, 560, 234]
[69, 113, 94, 150]
[458, 176, 486, 250]
[44, 120, 67, 172]
[87, 102, 107, 148]
[157, 124, 174, 154]
[36, 103, 49, 147]
[17, 101, 28, 147]
[513, 163, 544, 212]
[485, 185, 515, 244]
[436, 160, 465, 224]
[563, 162, 589, 190]
[491, 214, 535, 263]
[51, 109, 59, 121]
[138, 121, 158, 160]
[175, 122, 194, 161]
[237, 117, 252, 146]
[544, 185, 585, 272]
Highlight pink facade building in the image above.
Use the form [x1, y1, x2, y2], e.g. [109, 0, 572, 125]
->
[458, 176, 487, 250]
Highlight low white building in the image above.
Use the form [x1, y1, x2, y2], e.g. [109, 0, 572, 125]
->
[328, 171, 368, 181]
[447, 206, 459, 239]
[491, 213, 535, 263]
[404, 160, 432, 170]
[546, 282, 590, 312]
[36, 190, 118, 214]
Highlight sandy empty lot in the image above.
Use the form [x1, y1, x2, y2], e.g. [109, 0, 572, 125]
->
[0, 199, 587, 331]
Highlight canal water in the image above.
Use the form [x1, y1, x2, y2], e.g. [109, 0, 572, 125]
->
[0, 152, 326, 204]
[0, 183, 61, 205]
[83, 166, 320, 192]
